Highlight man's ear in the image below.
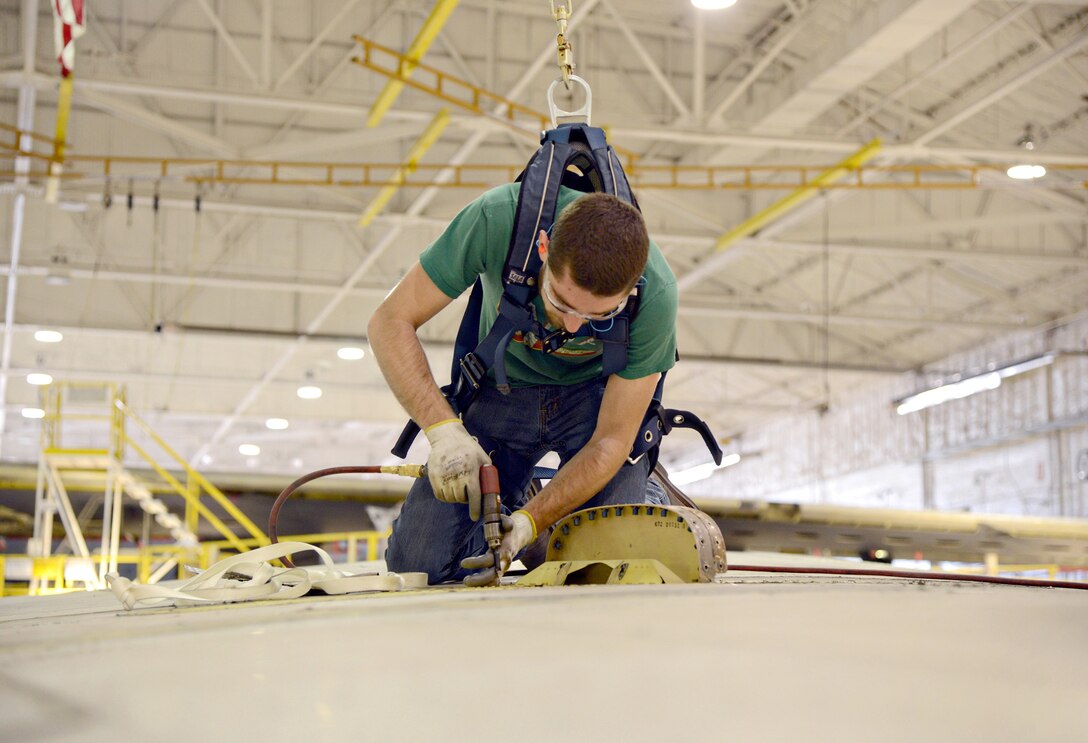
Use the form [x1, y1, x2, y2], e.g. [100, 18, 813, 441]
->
[537, 229, 549, 262]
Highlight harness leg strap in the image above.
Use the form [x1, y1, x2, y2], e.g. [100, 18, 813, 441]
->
[392, 420, 422, 459]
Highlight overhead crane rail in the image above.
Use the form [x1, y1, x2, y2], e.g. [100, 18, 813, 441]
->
[3, 124, 1087, 192]
[351, 36, 552, 142]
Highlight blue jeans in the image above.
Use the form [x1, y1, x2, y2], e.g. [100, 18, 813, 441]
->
[385, 379, 664, 583]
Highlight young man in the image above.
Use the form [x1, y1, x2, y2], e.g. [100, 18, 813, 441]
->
[369, 182, 677, 584]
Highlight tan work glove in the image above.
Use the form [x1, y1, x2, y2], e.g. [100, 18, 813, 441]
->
[461, 510, 537, 587]
[423, 418, 492, 520]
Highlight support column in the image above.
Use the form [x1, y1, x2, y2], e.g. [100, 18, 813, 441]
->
[922, 459, 936, 510]
[98, 463, 116, 582]
[1, 0, 42, 454]
[1050, 431, 1067, 517]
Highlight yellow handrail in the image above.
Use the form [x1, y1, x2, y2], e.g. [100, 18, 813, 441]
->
[116, 399, 269, 547]
[201, 529, 389, 550]
[1, 532, 388, 595]
[200, 530, 390, 569]
[123, 437, 251, 553]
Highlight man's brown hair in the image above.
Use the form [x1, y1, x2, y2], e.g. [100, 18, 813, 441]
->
[548, 192, 648, 296]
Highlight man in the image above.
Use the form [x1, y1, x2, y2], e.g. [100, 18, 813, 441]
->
[369, 181, 677, 585]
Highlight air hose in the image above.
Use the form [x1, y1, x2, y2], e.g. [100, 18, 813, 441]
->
[727, 564, 1088, 590]
[268, 464, 426, 567]
[651, 467, 1088, 591]
[267, 466, 1086, 590]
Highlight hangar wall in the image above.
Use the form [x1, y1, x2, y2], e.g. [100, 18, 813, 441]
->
[691, 309, 1088, 518]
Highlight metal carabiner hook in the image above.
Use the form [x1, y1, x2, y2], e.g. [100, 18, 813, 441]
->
[547, 74, 593, 127]
[550, 0, 575, 89]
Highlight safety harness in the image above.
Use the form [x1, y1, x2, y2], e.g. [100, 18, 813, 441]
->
[393, 122, 721, 468]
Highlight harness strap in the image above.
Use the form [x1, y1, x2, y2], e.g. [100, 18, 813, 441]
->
[392, 123, 671, 460]
[106, 541, 428, 610]
[630, 403, 723, 466]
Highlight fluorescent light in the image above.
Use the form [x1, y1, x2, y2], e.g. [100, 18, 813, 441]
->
[1006, 164, 1046, 180]
[337, 346, 366, 361]
[26, 373, 53, 386]
[670, 453, 742, 486]
[297, 385, 322, 399]
[239, 444, 261, 456]
[21, 408, 45, 419]
[34, 330, 63, 343]
[996, 353, 1055, 379]
[692, 0, 737, 8]
[896, 353, 1057, 415]
[896, 372, 1001, 415]
[265, 417, 289, 430]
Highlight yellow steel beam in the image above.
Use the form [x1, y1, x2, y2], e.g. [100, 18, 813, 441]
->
[45, 75, 74, 203]
[358, 108, 451, 226]
[367, 0, 460, 128]
[713, 139, 883, 252]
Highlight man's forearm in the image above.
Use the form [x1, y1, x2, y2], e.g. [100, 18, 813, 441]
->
[368, 311, 454, 430]
[521, 436, 629, 532]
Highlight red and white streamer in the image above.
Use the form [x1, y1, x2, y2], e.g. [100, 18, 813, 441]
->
[52, 0, 86, 77]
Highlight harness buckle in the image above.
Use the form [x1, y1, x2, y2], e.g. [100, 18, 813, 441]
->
[458, 352, 486, 391]
[539, 328, 574, 353]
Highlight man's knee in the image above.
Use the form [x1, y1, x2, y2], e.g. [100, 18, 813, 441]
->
[583, 459, 652, 509]
[385, 529, 452, 582]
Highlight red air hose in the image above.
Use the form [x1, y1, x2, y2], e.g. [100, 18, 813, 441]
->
[266, 467, 1086, 590]
[728, 564, 1088, 591]
[268, 464, 425, 567]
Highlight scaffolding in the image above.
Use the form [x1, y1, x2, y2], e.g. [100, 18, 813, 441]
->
[28, 381, 269, 593]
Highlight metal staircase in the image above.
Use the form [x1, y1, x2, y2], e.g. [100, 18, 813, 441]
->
[29, 382, 269, 592]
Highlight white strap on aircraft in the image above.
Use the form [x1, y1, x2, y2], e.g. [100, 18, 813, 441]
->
[106, 541, 427, 610]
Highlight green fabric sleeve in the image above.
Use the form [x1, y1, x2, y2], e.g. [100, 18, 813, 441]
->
[418, 196, 494, 300]
[617, 245, 678, 380]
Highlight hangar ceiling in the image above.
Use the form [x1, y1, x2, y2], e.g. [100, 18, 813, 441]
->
[1, 0, 1086, 476]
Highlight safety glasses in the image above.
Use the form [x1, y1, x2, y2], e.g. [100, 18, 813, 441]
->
[540, 267, 629, 322]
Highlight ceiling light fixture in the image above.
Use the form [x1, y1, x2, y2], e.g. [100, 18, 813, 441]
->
[691, 0, 737, 8]
[265, 417, 289, 430]
[27, 373, 53, 386]
[1006, 164, 1046, 180]
[239, 444, 261, 456]
[22, 408, 45, 419]
[337, 346, 366, 361]
[1015, 124, 1036, 151]
[298, 369, 322, 400]
[669, 453, 742, 486]
[895, 353, 1056, 415]
[1008, 124, 1046, 180]
[34, 330, 63, 343]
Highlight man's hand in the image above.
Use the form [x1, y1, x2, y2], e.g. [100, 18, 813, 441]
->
[461, 510, 536, 587]
[423, 419, 492, 520]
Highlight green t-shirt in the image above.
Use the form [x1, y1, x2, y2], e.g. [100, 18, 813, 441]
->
[420, 183, 677, 387]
